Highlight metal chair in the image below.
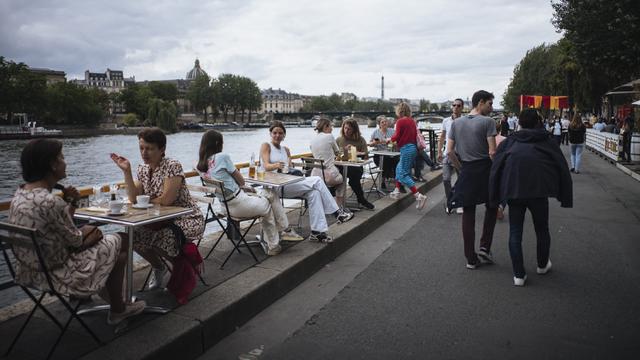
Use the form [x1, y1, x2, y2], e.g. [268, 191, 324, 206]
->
[200, 177, 261, 269]
[0, 221, 102, 360]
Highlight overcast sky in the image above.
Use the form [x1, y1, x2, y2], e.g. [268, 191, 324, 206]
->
[1, 0, 562, 104]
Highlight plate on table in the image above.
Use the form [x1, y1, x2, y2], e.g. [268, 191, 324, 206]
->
[132, 204, 153, 209]
[107, 210, 126, 216]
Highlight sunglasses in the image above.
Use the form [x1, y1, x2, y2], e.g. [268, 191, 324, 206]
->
[452, 104, 462, 107]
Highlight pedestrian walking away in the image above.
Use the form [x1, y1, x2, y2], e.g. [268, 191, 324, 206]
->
[446, 90, 498, 269]
[568, 113, 586, 173]
[437, 98, 464, 214]
[490, 108, 573, 286]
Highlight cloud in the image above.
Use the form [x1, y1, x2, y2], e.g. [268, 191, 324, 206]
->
[0, 0, 562, 103]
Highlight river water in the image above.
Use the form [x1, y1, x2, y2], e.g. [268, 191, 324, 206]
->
[0, 126, 384, 201]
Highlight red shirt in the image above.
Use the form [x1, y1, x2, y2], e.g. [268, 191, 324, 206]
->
[391, 117, 417, 148]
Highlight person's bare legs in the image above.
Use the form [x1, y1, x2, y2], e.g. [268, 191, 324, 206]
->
[105, 234, 128, 312]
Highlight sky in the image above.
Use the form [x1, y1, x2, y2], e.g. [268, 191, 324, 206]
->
[0, 0, 563, 105]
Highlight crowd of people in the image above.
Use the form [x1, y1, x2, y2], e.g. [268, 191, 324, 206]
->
[5, 90, 587, 330]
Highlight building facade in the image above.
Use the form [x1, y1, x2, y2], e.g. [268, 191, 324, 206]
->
[27, 67, 66, 85]
[261, 88, 304, 114]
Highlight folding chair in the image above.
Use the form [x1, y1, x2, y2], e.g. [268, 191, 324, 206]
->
[200, 177, 261, 269]
[364, 157, 385, 199]
[0, 221, 102, 360]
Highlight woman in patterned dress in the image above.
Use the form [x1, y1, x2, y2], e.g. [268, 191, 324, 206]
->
[111, 128, 204, 290]
[9, 139, 145, 325]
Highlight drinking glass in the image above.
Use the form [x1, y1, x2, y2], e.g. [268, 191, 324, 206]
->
[91, 185, 102, 206]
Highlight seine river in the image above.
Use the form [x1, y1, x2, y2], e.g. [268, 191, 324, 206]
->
[0, 126, 380, 201]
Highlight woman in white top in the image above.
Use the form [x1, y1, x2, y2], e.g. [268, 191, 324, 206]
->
[309, 118, 346, 205]
[260, 121, 353, 243]
[197, 130, 289, 256]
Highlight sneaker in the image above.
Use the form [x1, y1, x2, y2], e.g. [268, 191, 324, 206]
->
[574, 170, 580, 174]
[478, 248, 494, 264]
[308, 232, 333, 243]
[497, 206, 504, 220]
[280, 228, 304, 241]
[359, 199, 375, 210]
[148, 266, 168, 290]
[389, 188, 401, 199]
[466, 261, 480, 270]
[380, 182, 387, 190]
[570, 168, 575, 173]
[336, 210, 354, 224]
[107, 300, 146, 325]
[537, 259, 552, 274]
[444, 202, 453, 215]
[513, 275, 527, 286]
[456, 207, 464, 214]
[399, 186, 407, 193]
[431, 164, 443, 170]
[415, 193, 428, 210]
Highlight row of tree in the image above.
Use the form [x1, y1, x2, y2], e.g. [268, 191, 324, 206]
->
[0, 56, 110, 127]
[503, 0, 640, 113]
[186, 73, 262, 122]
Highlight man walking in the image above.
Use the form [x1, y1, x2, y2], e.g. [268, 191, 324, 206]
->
[437, 98, 464, 214]
[446, 90, 498, 269]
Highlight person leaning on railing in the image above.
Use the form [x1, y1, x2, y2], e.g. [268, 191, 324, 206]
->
[110, 127, 204, 290]
[8, 139, 145, 325]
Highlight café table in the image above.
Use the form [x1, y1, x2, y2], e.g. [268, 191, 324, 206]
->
[74, 204, 193, 314]
[242, 171, 305, 243]
[370, 150, 400, 194]
[334, 158, 373, 210]
[419, 128, 440, 161]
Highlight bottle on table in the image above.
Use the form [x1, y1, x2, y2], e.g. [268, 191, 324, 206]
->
[249, 152, 256, 178]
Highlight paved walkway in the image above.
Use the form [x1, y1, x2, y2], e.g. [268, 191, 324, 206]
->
[258, 146, 640, 359]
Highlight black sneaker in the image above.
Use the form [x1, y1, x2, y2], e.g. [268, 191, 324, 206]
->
[444, 202, 453, 215]
[309, 232, 333, 243]
[336, 210, 354, 224]
[359, 199, 375, 210]
[478, 248, 495, 264]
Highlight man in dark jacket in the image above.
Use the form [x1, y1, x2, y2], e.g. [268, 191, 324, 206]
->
[489, 108, 572, 286]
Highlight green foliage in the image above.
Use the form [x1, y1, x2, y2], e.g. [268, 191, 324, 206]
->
[43, 82, 107, 127]
[551, 0, 640, 109]
[187, 75, 213, 121]
[146, 98, 176, 132]
[0, 57, 47, 124]
[301, 94, 394, 113]
[122, 113, 138, 127]
[119, 84, 154, 120]
[147, 81, 178, 102]
[419, 99, 429, 112]
[212, 74, 262, 122]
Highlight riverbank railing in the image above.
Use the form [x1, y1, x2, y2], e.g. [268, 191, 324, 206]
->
[0, 152, 313, 212]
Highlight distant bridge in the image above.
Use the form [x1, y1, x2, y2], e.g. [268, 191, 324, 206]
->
[270, 110, 505, 121]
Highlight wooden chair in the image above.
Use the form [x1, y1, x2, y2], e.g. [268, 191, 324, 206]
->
[0, 221, 102, 360]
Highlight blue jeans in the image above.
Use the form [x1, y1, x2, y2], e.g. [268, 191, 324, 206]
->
[508, 198, 551, 278]
[570, 144, 584, 171]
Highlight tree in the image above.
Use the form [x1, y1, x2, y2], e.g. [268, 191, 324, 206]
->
[119, 84, 154, 120]
[44, 82, 105, 126]
[187, 74, 213, 121]
[213, 74, 236, 122]
[551, 0, 640, 109]
[419, 99, 429, 113]
[0, 57, 47, 124]
[122, 113, 138, 127]
[148, 81, 178, 102]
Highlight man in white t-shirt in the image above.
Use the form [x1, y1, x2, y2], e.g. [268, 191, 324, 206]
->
[507, 113, 517, 134]
[437, 98, 464, 214]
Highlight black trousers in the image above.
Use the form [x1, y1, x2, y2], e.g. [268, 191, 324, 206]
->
[336, 165, 365, 200]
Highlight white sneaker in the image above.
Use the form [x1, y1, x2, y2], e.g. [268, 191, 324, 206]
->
[148, 266, 168, 290]
[537, 259, 552, 274]
[389, 188, 401, 199]
[415, 193, 428, 210]
[456, 207, 464, 214]
[280, 228, 304, 241]
[513, 275, 527, 286]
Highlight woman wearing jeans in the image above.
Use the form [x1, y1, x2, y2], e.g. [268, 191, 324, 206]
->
[490, 109, 573, 286]
[568, 113, 586, 174]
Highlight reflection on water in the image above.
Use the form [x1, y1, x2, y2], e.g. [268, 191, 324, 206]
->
[0, 126, 382, 200]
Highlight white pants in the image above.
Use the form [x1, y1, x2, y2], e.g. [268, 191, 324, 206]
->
[281, 176, 339, 233]
[311, 165, 346, 197]
[225, 189, 288, 248]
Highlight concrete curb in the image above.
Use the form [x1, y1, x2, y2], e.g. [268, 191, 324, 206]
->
[80, 173, 442, 360]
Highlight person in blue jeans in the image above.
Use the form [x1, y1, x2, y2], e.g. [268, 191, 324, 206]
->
[490, 109, 573, 286]
[568, 113, 586, 173]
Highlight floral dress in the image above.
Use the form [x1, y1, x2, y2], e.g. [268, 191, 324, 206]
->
[8, 187, 121, 297]
[135, 157, 204, 257]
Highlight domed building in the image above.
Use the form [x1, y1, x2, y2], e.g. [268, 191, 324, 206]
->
[186, 59, 208, 80]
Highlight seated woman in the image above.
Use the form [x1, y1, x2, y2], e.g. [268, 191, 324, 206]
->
[197, 130, 288, 255]
[310, 118, 347, 205]
[111, 128, 204, 290]
[336, 118, 375, 210]
[9, 139, 145, 325]
[413, 129, 441, 182]
[260, 121, 353, 243]
[369, 116, 398, 189]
